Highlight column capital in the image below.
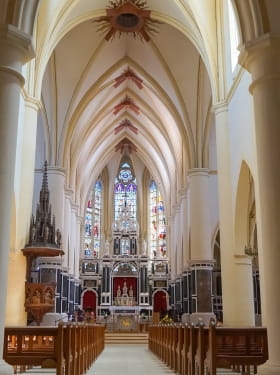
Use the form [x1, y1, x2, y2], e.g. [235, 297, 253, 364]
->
[65, 188, 74, 200]
[239, 34, 280, 93]
[187, 168, 210, 178]
[23, 94, 42, 112]
[211, 101, 229, 115]
[0, 24, 34, 86]
[234, 254, 252, 266]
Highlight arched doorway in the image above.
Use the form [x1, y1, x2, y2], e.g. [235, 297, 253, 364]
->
[153, 290, 168, 319]
[82, 289, 97, 316]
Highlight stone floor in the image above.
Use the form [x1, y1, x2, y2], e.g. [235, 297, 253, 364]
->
[87, 345, 175, 375]
[22, 345, 247, 375]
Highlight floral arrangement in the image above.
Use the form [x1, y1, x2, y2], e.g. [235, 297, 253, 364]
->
[160, 314, 173, 324]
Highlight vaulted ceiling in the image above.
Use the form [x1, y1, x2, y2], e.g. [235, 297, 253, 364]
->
[34, 0, 216, 210]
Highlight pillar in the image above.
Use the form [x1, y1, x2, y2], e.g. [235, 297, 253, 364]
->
[175, 204, 183, 275]
[239, 35, 280, 374]
[6, 96, 40, 326]
[188, 168, 214, 322]
[180, 188, 190, 271]
[214, 104, 255, 326]
[0, 24, 34, 374]
[75, 216, 82, 277]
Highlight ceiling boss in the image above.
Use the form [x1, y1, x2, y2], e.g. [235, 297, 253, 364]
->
[94, 0, 161, 41]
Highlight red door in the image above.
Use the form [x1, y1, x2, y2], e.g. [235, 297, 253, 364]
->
[82, 290, 96, 314]
[153, 290, 167, 313]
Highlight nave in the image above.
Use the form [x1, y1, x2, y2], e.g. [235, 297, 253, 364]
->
[17, 344, 249, 375]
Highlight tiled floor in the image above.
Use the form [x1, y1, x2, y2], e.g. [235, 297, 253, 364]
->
[86, 345, 175, 375]
[21, 345, 246, 375]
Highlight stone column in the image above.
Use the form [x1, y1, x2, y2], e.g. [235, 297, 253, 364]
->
[180, 188, 190, 271]
[15, 97, 40, 249]
[188, 168, 214, 322]
[175, 204, 183, 275]
[239, 35, 280, 374]
[6, 96, 40, 326]
[63, 189, 73, 269]
[75, 216, 82, 277]
[0, 25, 34, 374]
[214, 104, 255, 326]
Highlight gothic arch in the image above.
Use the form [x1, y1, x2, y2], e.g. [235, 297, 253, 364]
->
[0, 0, 41, 35]
[232, 0, 267, 44]
[234, 161, 254, 253]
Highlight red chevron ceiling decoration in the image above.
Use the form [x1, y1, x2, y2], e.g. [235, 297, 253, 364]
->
[115, 137, 137, 153]
[94, 0, 161, 42]
[114, 67, 143, 89]
[114, 119, 138, 134]
[113, 95, 140, 115]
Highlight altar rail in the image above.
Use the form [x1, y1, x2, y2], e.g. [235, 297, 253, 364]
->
[148, 323, 268, 375]
[4, 323, 105, 374]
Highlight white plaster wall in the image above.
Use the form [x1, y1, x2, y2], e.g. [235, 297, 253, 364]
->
[227, 71, 256, 207]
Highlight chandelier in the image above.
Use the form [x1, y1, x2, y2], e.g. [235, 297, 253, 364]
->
[94, 0, 161, 42]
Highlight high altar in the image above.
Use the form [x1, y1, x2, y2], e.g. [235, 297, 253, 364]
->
[78, 161, 170, 331]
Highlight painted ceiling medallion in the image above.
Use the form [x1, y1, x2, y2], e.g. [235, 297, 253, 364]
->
[114, 119, 138, 134]
[114, 67, 143, 89]
[115, 137, 137, 153]
[113, 95, 140, 115]
[95, 0, 160, 42]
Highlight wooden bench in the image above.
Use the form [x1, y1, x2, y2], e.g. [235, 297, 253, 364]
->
[205, 324, 268, 374]
[4, 323, 105, 375]
[148, 323, 268, 375]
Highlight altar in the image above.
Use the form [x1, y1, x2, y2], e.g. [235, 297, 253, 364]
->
[114, 280, 136, 306]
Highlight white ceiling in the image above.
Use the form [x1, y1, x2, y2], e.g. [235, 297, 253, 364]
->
[35, 0, 216, 210]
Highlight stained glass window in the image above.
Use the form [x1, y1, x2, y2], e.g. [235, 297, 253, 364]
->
[84, 180, 102, 258]
[149, 181, 166, 257]
[114, 162, 137, 224]
[93, 181, 102, 257]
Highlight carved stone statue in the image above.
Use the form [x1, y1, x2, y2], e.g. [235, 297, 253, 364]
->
[117, 285, 121, 297]
[44, 289, 53, 304]
[129, 285, 133, 297]
[122, 281, 128, 297]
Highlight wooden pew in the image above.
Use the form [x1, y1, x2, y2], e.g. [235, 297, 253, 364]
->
[205, 324, 268, 375]
[176, 324, 184, 374]
[4, 323, 105, 375]
[148, 323, 268, 375]
[181, 324, 190, 375]
[194, 324, 208, 375]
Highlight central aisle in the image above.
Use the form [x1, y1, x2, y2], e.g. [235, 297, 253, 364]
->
[86, 345, 175, 375]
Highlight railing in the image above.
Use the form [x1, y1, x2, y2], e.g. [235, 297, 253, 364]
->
[4, 323, 105, 374]
[148, 323, 268, 375]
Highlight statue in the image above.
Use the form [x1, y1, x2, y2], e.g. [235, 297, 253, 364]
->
[32, 290, 41, 304]
[122, 281, 128, 297]
[117, 285, 121, 297]
[44, 289, 53, 304]
[129, 285, 133, 297]
[56, 229, 62, 248]
[31, 225, 36, 243]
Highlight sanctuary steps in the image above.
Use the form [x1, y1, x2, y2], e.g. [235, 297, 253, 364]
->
[105, 332, 148, 345]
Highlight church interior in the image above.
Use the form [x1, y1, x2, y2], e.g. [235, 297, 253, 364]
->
[1, 0, 280, 374]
